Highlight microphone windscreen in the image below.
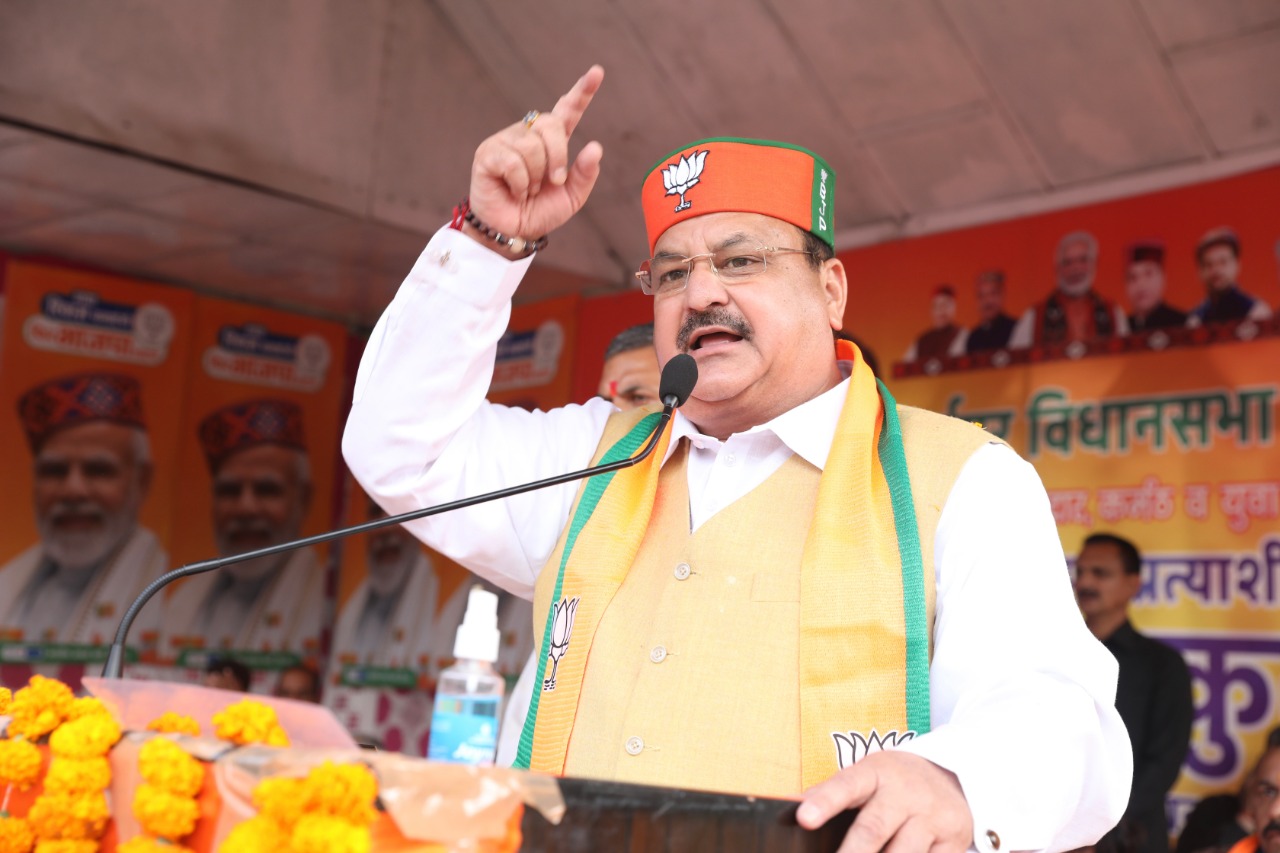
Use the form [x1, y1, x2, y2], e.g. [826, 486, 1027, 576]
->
[659, 353, 699, 407]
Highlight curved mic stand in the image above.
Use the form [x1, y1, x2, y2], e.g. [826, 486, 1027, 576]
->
[101, 405, 676, 679]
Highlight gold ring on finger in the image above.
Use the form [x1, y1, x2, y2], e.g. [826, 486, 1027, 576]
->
[521, 110, 541, 130]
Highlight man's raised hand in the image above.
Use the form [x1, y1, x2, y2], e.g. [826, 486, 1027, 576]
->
[468, 65, 605, 253]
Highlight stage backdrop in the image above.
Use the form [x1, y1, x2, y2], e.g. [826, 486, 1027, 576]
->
[840, 164, 1280, 836]
[157, 295, 347, 688]
[0, 261, 194, 688]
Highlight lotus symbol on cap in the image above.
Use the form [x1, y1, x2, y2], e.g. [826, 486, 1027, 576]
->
[661, 150, 709, 212]
[831, 729, 916, 770]
[543, 595, 580, 691]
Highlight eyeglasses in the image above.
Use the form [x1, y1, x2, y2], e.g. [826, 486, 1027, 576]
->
[635, 246, 816, 296]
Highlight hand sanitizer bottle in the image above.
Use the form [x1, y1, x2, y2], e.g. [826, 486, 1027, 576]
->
[427, 585, 506, 765]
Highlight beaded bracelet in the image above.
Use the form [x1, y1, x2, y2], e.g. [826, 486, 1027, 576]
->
[451, 197, 548, 258]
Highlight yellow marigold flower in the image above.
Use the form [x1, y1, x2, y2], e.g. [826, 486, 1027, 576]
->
[303, 763, 378, 825]
[118, 838, 193, 853]
[32, 842, 98, 853]
[265, 725, 290, 748]
[0, 737, 44, 790]
[7, 677, 74, 741]
[251, 777, 308, 831]
[145, 713, 200, 737]
[212, 700, 288, 747]
[41, 758, 111, 797]
[0, 686, 12, 715]
[132, 784, 200, 840]
[289, 814, 370, 853]
[26, 792, 109, 841]
[137, 738, 204, 797]
[47, 716, 121, 761]
[0, 815, 35, 853]
[62, 699, 109, 722]
[217, 816, 289, 853]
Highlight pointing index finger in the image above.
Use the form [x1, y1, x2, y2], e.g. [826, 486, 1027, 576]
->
[551, 65, 605, 140]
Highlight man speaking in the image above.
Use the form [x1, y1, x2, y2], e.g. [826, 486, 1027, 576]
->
[344, 66, 1130, 850]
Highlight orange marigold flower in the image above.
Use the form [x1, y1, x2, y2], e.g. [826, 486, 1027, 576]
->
[0, 815, 35, 853]
[41, 758, 111, 797]
[62, 699, 109, 722]
[145, 713, 200, 737]
[216, 816, 288, 853]
[211, 700, 288, 747]
[0, 737, 44, 790]
[0, 686, 12, 716]
[290, 814, 371, 853]
[303, 763, 378, 825]
[137, 738, 204, 797]
[132, 784, 200, 840]
[26, 791, 109, 841]
[8, 677, 74, 740]
[251, 776, 308, 831]
[48, 716, 121, 761]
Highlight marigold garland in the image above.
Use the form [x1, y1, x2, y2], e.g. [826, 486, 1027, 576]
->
[0, 687, 12, 715]
[0, 814, 35, 853]
[137, 738, 204, 798]
[47, 717, 120, 762]
[144, 713, 200, 737]
[219, 762, 378, 853]
[61, 700, 109, 724]
[0, 738, 43, 790]
[6, 677, 74, 742]
[290, 813, 371, 853]
[131, 784, 200, 840]
[40, 759, 110, 797]
[211, 700, 289, 747]
[25, 791, 109, 841]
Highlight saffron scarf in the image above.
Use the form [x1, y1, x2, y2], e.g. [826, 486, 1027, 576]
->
[515, 341, 929, 789]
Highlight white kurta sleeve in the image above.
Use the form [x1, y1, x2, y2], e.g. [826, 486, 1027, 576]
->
[897, 442, 1132, 852]
[342, 227, 616, 600]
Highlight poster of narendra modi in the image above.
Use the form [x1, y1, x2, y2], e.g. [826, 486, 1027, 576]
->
[0, 260, 195, 690]
[157, 294, 346, 687]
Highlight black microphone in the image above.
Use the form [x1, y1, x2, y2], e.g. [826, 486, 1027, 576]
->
[101, 354, 698, 678]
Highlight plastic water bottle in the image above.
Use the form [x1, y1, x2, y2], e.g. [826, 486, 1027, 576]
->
[427, 585, 506, 765]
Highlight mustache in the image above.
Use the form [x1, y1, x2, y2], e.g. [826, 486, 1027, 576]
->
[48, 502, 106, 523]
[676, 307, 752, 352]
[222, 518, 275, 537]
[1075, 589, 1099, 600]
[1265, 821, 1280, 834]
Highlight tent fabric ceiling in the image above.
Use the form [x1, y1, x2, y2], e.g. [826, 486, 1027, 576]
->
[0, 0, 1277, 327]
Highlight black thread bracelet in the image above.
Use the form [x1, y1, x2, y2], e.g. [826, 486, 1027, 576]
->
[455, 197, 548, 258]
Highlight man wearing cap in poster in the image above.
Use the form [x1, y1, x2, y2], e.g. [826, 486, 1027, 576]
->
[1187, 227, 1273, 327]
[0, 373, 167, 651]
[1009, 230, 1130, 349]
[343, 67, 1130, 849]
[160, 399, 325, 663]
[1124, 240, 1188, 332]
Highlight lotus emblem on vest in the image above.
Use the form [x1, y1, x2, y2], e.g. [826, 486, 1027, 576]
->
[831, 728, 917, 770]
[661, 150, 709, 212]
[543, 595, 580, 692]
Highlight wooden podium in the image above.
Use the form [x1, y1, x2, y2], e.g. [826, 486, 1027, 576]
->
[519, 777, 856, 852]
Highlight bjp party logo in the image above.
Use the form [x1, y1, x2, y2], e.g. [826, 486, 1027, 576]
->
[661, 150, 709, 212]
[542, 595, 580, 692]
[831, 729, 917, 770]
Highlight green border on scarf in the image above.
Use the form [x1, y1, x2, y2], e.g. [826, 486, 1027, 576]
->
[513, 413, 663, 769]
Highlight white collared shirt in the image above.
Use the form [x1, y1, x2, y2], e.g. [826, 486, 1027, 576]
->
[343, 227, 1132, 852]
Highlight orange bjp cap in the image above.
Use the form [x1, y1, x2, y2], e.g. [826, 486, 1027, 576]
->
[640, 137, 836, 254]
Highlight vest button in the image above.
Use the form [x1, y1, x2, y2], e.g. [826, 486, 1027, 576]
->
[625, 736, 644, 755]
[674, 562, 691, 580]
[649, 645, 667, 663]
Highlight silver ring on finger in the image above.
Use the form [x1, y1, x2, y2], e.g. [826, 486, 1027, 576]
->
[521, 110, 541, 130]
